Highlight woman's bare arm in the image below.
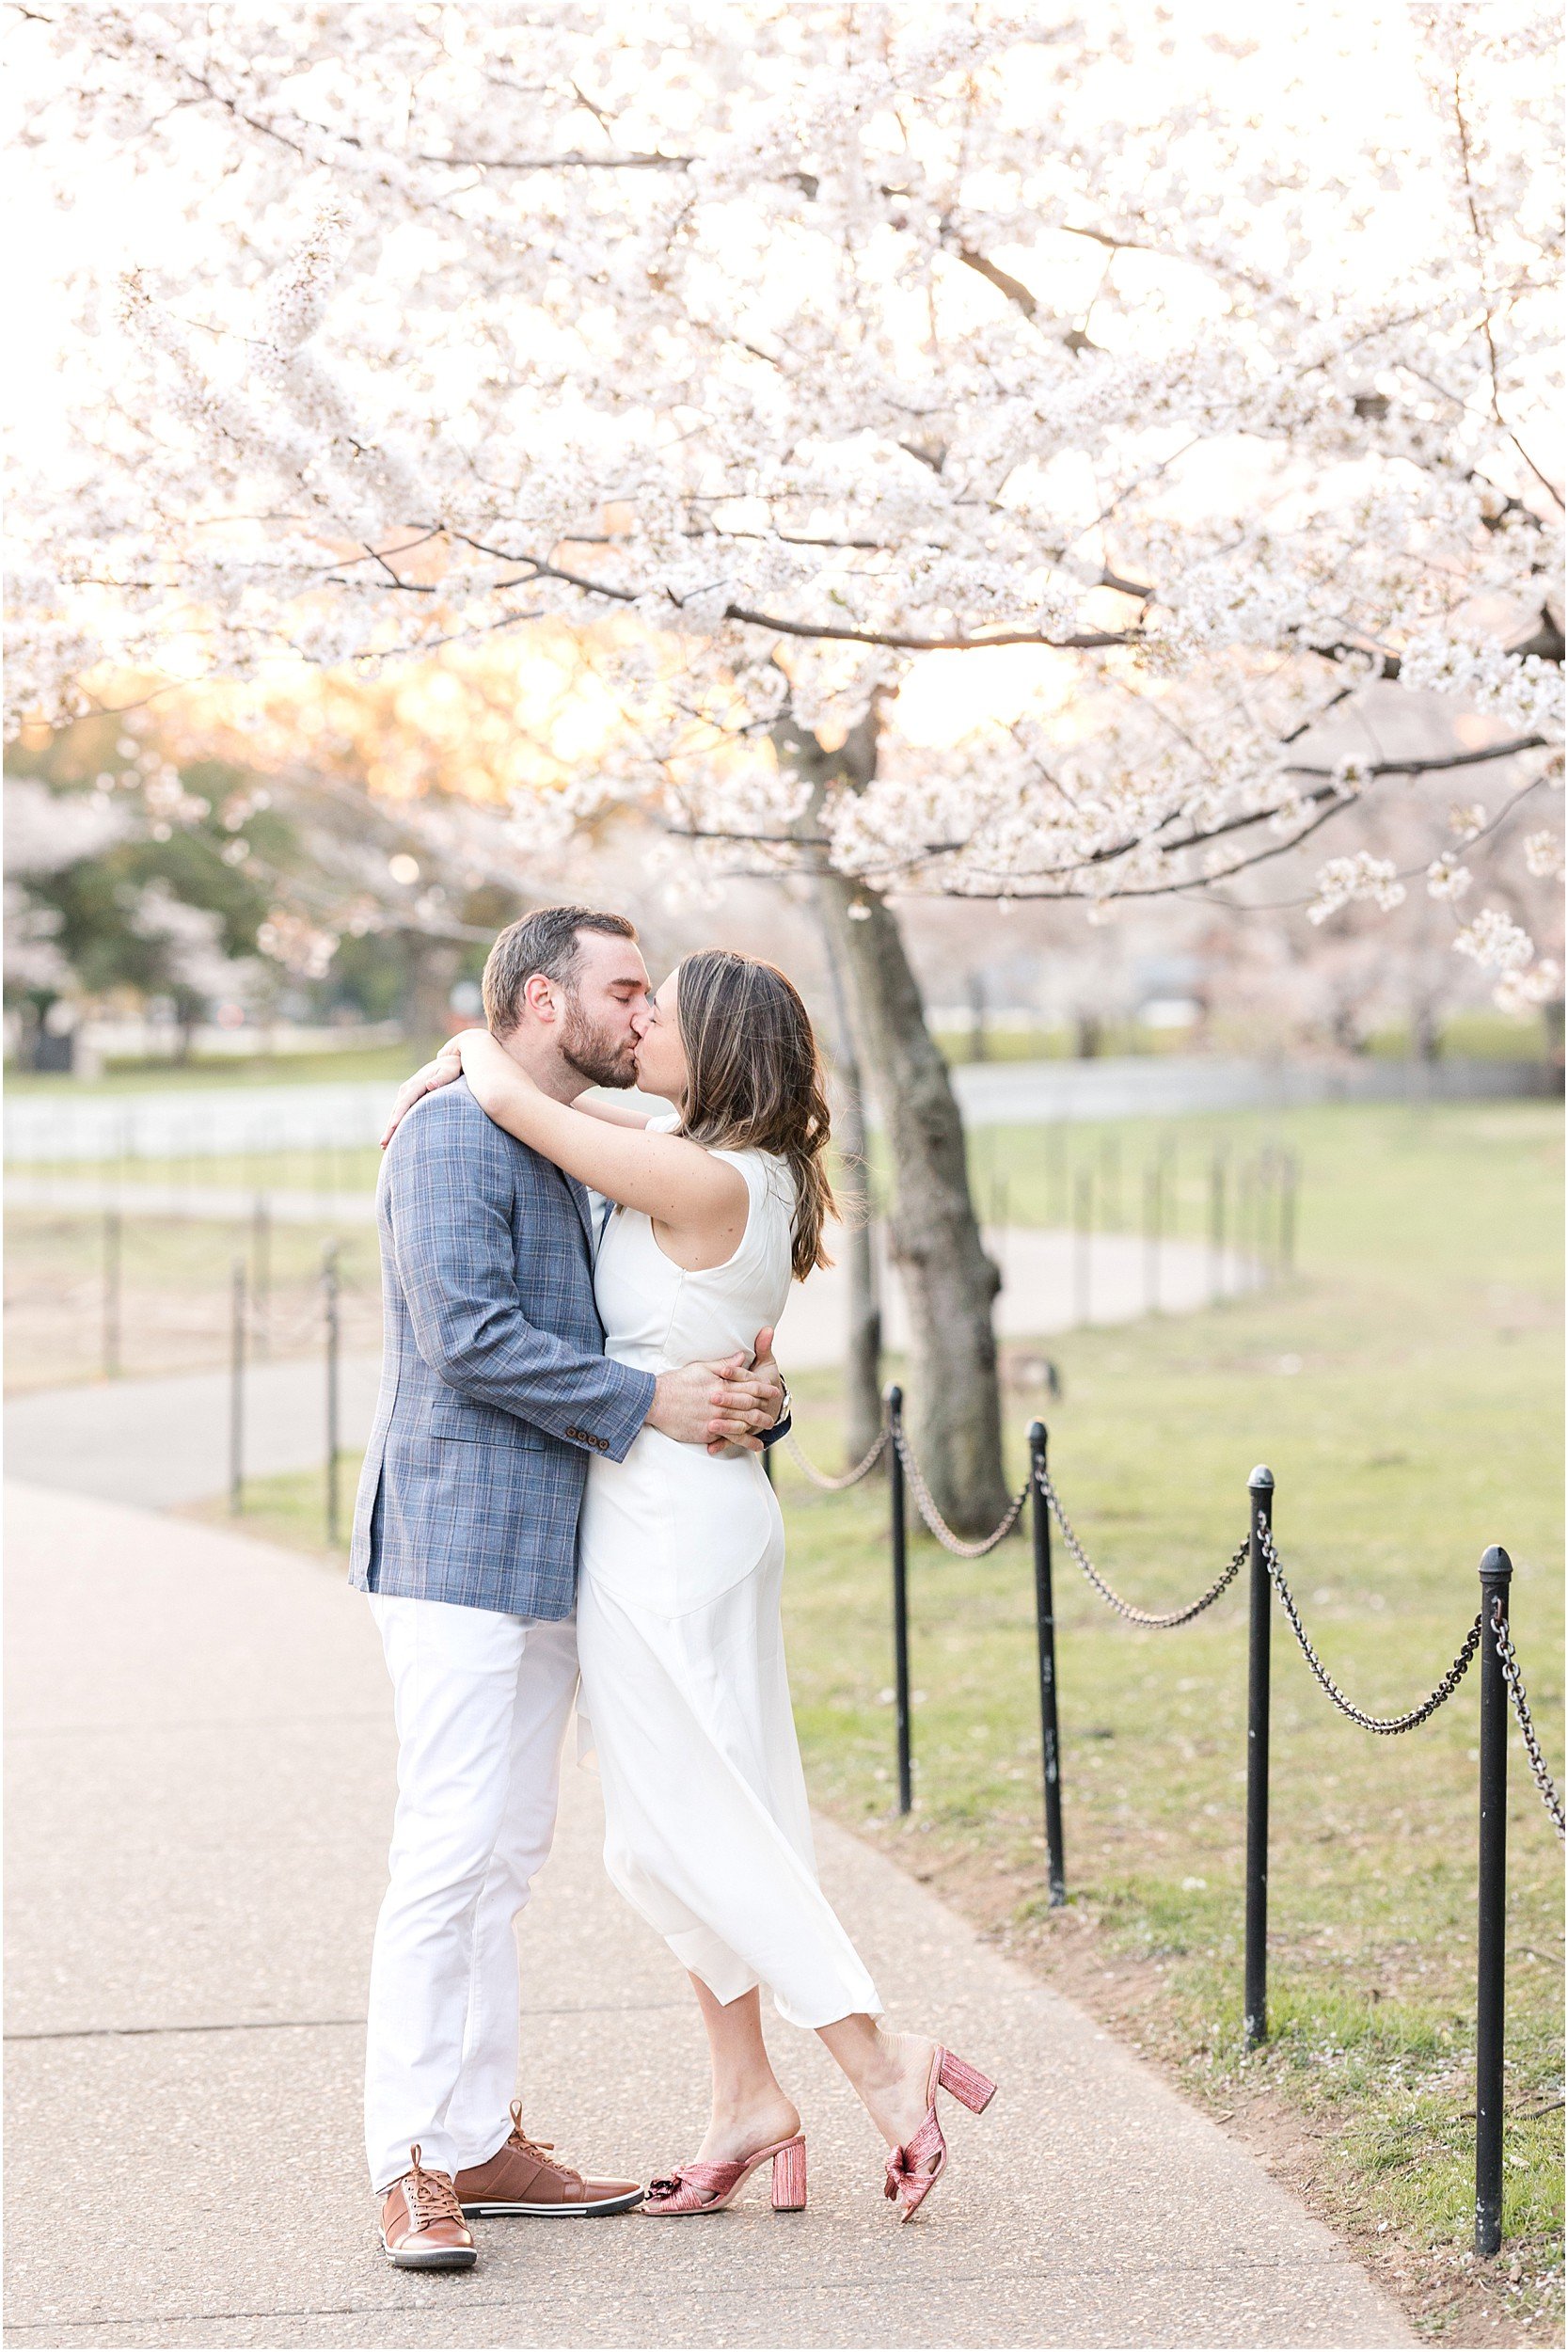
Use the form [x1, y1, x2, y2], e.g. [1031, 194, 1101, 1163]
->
[380, 1047, 655, 1142]
[573, 1095, 657, 1130]
[450, 1029, 747, 1250]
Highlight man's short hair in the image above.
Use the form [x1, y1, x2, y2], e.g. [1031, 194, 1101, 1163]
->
[482, 905, 639, 1035]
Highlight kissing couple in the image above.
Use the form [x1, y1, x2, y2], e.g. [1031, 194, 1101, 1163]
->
[354, 904, 997, 2270]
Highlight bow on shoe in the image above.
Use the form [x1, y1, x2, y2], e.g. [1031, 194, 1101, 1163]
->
[884, 2137, 942, 2207]
[648, 2173, 686, 2200]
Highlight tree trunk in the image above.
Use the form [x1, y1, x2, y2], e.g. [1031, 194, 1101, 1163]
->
[404, 934, 461, 1043]
[816, 911, 882, 1465]
[967, 970, 989, 1062]
[775, 704, 1007, 1534]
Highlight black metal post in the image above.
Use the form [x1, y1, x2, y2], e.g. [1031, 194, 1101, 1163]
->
[887, 1382, 912, 1815]
[991, 1172, 1010, 1300]
[1029, 1422, 1068, 1905]
[1047, 1125, 1066, 1225]
[1261, 1150, 1280, 1285]
[1280, 1152, 1299, 1276]
[252, 1196, 271, 1359]
[229, 1258, 246, 1516]
[103, 1207, 122, 1379]
[1142, 1161, 1160, 1315]
[1475, 1543, 1513, 2258]
[1243, 1464, 1275, 2047]
[1239, 1158, 1256, 1292]
[1101, 1135, 1122, 1230]
[1072, 1169, 1092, 1327]
[323, 1241, 341, 1546]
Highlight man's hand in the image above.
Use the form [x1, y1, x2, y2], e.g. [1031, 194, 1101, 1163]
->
[717, 1326, 784, 1455]
[647, 1328, 784, 1453]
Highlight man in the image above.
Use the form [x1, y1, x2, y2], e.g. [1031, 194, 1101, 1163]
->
[352, 906, 787, 2271]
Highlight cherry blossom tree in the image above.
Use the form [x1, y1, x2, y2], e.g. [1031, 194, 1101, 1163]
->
[8, 1, 1561, 1524]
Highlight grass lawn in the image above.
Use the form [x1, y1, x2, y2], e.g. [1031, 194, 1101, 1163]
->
[3, 1039, 442, 1096]
[3, 1209, 383, 1391]
[928, 1009, 1549, 1067]
[196, 1098, 1562, 2343]
[8, 1145, 388, 1197]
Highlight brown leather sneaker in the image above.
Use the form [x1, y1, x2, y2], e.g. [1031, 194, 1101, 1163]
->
[380, 2145, 478, 2269]
[454, 2102, 643, 2217]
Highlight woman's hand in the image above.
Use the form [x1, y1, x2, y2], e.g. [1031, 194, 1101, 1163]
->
[447, 1026, 536, 1118]
[380, 1040, 463, 1149]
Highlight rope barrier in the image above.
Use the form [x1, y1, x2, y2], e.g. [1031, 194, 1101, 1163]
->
[1493, 1596, 1567, 1840]
[1036, 1460, 1248, 1626]
[782, 1423, 889, 1490]
[894, 1422, 1030, 1557]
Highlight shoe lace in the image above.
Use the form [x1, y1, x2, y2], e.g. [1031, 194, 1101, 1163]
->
[404, 2144, 464, 2229]
[505, 2101, 572, 2178]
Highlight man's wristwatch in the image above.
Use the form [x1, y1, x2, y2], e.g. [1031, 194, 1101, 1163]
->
[761, 1380, 792, 1448]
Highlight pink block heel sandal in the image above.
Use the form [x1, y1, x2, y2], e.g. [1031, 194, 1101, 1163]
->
[883, 2048, 997, 2223]
[642, 2132, 807, 2216]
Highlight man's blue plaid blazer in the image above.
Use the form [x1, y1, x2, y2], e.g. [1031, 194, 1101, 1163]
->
[350, 1078, 656, 1621]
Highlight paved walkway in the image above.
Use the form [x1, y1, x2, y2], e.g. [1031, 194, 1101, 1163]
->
[6, 1223, 1255, 1506]
[4, 1481, 1410, 2349]
[3, 1353, 386, 1508]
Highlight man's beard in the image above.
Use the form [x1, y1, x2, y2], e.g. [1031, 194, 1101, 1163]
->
[560, 993, 638, 1089]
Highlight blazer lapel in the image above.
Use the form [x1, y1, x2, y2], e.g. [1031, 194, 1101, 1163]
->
[562, 1170, 596, 1260]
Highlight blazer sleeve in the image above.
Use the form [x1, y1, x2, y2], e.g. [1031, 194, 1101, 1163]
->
[384, 1088, 654, 1462]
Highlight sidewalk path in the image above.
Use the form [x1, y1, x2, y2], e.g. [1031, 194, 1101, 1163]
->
[6, 1224, 1253, 1507]
[3, 1354, 387, 1508]
[4, 1481, 1411, 2349]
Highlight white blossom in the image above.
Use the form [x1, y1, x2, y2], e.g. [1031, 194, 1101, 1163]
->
[1494, 957, 1561, 1014]
[256, 907, 339, 978]
[3, 776, 130, 874]
[1425, 853, 1472, 901]
[1452, 906, 1537, 974]
[2, 0, 1560, 1002]
[1307, 854, 1407, 923]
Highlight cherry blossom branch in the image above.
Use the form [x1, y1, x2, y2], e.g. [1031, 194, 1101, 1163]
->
[448, 537, 1135, 654]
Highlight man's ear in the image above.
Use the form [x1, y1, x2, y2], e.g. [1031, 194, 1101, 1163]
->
[520, 971, 559, 1025]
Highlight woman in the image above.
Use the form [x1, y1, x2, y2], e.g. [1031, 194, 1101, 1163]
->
[387, 949, 994, 2221]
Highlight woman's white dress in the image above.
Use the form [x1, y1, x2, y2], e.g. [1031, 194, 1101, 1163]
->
[576, 1127, 882, 2029]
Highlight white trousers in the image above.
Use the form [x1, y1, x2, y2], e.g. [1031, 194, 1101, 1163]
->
[364, 1593, 579, 2193]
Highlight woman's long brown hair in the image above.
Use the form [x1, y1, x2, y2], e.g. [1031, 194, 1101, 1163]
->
[673, 949, 835, 1280]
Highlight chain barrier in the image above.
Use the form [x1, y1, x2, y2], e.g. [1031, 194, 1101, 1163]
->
[782, 1422, 890, 1491]
[779, 1415, 1563, 1828]
[894, 1423, 1031, 1558]
[1492, 1596, 1567, 1840]
[1036, 1460, 1247, 1627]
[1259, 1521, 1484, 1733]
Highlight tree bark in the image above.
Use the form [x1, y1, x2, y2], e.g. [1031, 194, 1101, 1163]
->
[816, 911, 883, 1465]
[404, 934, 461, 1043]
[776, 705, 1008, 1534]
